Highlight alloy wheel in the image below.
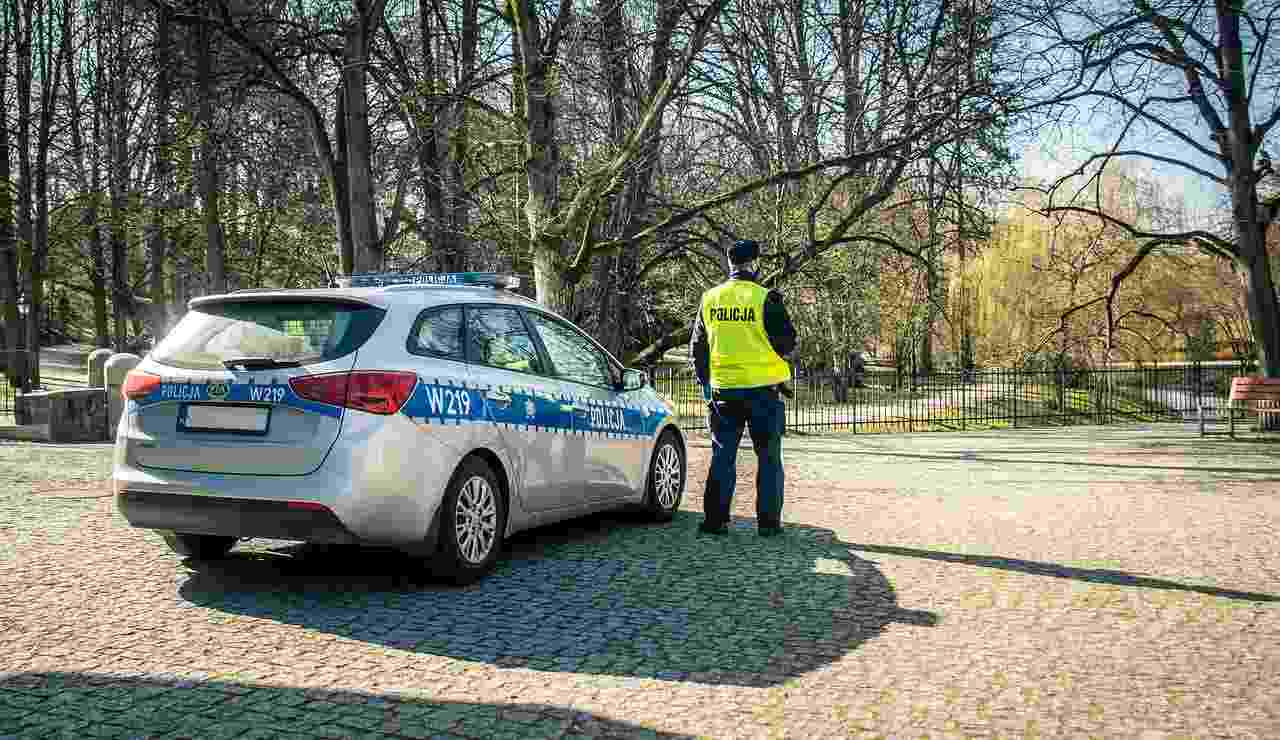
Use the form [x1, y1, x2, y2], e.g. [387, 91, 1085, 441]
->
[654, 443, 683, 509]
[454, 475, 498, 564]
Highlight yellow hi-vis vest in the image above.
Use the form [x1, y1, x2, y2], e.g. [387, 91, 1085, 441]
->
[701, 279, 792, 389]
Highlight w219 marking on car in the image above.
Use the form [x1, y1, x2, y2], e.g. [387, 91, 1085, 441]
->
[112, 272, 686, 585]
[426, 386, 473, 417]
[247, 385, 287, 403]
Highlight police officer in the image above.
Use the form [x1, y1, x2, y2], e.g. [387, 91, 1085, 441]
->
[689, 239, 797, 537]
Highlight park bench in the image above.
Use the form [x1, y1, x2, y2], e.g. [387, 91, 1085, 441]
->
[1227, 376, 1280, 438]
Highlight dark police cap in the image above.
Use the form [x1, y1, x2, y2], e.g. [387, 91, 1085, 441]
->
[727, 239, 760, 263]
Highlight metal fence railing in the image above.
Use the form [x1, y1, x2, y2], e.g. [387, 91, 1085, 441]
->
[652, 364, 1241, 434]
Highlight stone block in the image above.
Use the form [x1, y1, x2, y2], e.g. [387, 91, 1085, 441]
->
[104, 353, 141, 434]
[87, 348, 114, 387]
[13, 388, 109, 442]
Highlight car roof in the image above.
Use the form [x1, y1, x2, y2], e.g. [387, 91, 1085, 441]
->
[188, 274, 545, 314]
[186, 274, 627, 368]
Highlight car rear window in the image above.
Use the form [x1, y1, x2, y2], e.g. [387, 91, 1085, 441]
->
[151, 300, 386, 370]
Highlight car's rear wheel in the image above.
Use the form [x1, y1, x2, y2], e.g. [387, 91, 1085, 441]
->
[643, 431, 684, 521]
[434, 456, 506, 585]
[161, 532, 237, 560]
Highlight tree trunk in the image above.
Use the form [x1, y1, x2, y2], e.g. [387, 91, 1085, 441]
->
[343, 14, 381, 272]
[14, 0, 37, 386]
[445, 0, 478, 269]
[509, 0, 571, 313]
[587, 0, 675, 357]
[1236, 234, 1280, 377]
[416, 0, 447, 268]
[146, 3, 172, 331]
[837, 0, 866, 166]
[198, 19, 226, 295]
[92, 29, 110, 347]
[32, 10, 62, 357]
[526, 83, 571, 313]
[0, 1, 24, 386]
[1217, 0, 1279, 377]
[331, 88, 354, 274]
[109, 0, 130, 351]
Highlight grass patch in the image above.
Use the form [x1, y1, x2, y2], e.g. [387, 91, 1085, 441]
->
[0, 442, 113, 488]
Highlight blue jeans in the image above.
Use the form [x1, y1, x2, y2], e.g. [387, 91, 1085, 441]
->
[703, 385, 785, 529]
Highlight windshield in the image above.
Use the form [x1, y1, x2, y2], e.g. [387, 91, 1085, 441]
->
[152, 300, 386, 370]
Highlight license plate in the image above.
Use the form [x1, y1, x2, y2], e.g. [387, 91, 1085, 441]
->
[178, 404, 271, 434]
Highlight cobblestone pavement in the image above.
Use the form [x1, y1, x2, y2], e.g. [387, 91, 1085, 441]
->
[1, 424, 1278, 739]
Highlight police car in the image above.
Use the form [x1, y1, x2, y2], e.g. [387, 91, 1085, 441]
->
[113, 272, 686, 583]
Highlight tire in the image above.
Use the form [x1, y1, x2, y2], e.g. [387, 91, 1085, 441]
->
[643, 431, 685, 522]
[434, 456, 506, 585]
[161, 532, 237, 560]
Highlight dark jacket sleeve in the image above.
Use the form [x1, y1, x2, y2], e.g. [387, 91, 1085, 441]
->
[763, 290, 797, 358]
[690, 301, 710, 386]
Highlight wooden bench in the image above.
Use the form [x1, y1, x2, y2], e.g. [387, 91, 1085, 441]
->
[1228, 376, 1280, 438]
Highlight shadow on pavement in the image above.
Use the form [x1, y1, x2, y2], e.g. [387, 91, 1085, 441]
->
[177, 511, 937, 687]
[0, 671, 689, 738]
[779, 446, 1280, 476]
[852, 544, 1280, 603]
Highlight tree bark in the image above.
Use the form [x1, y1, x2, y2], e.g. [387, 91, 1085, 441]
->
[197, 18, 226, 294]
[146, 2, 172, 330]
[0, 0, 23, 386]
[91, 20, 109, 346]
[508, 0, 571, 312]
[343, 12, 381, 272]
[587, 0, 678, 358]
[14, 0, 38, 385]
[1216, 0, 1280, 377]
[109, 0, 131, 350]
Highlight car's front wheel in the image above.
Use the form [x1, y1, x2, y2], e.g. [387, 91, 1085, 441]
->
[434, 457, 506, 585]
[643, 431, 685, 521]
[161, 532, 237, 560]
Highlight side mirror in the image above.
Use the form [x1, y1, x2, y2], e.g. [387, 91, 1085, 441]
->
[621, 367, 647, 391]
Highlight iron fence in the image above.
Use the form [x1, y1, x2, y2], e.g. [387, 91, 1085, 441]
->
[651, 364, 1239, 434]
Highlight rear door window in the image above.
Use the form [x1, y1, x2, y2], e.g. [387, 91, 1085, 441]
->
[152, 300, 386, 370]
[408, 306, 465, 361]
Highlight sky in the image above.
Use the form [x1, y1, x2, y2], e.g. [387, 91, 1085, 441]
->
[1016, 122, 1228, 232]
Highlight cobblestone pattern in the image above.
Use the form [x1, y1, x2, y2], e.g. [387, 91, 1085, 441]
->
[1, 426, 1278, 738]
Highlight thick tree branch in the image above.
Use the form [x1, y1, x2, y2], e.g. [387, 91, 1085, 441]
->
[1037, 204, 1236, 257]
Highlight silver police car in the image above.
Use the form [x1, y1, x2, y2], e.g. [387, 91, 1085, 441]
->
[113, 273, 686, 583]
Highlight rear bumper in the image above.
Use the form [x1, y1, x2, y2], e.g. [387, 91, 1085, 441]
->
[116, 490, 361, 544]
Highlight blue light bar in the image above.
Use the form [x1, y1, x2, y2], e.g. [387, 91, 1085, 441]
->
[335, 272, 521, 290]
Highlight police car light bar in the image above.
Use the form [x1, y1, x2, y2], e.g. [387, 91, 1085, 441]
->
[335, 272, 521, 291]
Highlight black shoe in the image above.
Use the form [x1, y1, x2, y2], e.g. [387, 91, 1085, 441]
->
[698, 523, 729, 536]
[758, 526, 784, 538]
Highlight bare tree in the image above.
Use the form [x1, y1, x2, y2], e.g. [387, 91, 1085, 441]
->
[0, 0, 23, 385]
[1020, 0, 1280, 376]
[506, 0, 730, 315]
[11, 0, 69, 380]
[628, 0, 1010, 365]
[204, 0, 389, 274]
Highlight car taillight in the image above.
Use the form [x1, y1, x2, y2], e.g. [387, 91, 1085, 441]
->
[122, 370, 162, 400]
[289, 371, 417, 415]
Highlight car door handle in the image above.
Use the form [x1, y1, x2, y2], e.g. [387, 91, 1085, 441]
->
[487, 391, 512, 408]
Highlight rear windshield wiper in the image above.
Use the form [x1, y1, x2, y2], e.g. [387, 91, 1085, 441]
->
[222, 357, 302, 371]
